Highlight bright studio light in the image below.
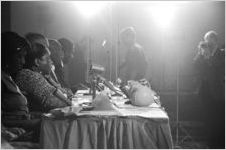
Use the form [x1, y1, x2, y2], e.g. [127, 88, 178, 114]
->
[150, 3, 177, 29]
[75, 1, 107, 19]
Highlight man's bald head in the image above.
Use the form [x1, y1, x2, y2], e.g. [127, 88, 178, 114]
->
[204, 30, 218, 47]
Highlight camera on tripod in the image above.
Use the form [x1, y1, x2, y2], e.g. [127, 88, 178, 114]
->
[88, 64, 105, 99]
[89, 64, 105, 75]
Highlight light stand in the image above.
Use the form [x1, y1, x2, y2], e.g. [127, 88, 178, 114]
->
[159, 30, 196, 148]
[175, 48, 179, 146]
[174, 43, 198, 148]
[115, 23, 120, 82]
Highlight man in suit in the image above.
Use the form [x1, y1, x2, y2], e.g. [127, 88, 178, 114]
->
[194, 30, 225, 148]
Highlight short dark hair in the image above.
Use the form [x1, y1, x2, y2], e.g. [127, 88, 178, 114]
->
[58, 38, 74, 54]
[49, 39, 63, 66]
[2, 31, 30, 68]
[24, 43, 49, 69]
[25, 32, 49, 48]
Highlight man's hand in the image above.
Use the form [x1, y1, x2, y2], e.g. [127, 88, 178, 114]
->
[203, 48, 211, 59]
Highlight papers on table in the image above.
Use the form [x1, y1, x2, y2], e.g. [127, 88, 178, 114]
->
[72, 95, 92, 106]
[76, 90, 90, 95]
[44, 95, 167, 119]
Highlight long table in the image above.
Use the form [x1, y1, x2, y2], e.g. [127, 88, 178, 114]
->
[40, 97, 173, 149]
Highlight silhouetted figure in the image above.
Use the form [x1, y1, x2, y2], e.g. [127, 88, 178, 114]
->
[118, 27, 147, 83]
[194, 31, 225, 148]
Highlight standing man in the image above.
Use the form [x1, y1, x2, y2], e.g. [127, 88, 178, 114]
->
[194, 30, 225, 148]
[118, 27, 148, 83]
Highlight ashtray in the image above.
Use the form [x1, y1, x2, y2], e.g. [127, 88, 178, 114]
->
[82, 105, 94, 111]
[80, 102, 94, 111]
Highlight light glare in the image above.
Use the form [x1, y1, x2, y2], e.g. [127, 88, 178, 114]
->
[150, 4, 177, 29]
[75, 1, 107, 19]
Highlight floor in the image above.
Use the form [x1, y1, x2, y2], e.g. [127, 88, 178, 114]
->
[171, 121, 210, 149]
[173, 137, 209, 149]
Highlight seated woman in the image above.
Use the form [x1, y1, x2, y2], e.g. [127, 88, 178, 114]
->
[48, 39, 74, 97]
[48, 39, 64, 84]
[25, 32, 74, 97]
[25, 32, 49, 48]
[1, 31, 41, 142]
[15, 43, 71, 112]
[58, 38, 75, 88]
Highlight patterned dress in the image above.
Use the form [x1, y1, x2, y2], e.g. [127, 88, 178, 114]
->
[15, 69, 68, 112]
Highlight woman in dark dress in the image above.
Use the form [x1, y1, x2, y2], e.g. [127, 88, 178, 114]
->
[48, 39, 74, 97]
[1, 31, 41, 141]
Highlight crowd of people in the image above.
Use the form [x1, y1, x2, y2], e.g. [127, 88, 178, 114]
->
[0, 28, 148, 146]
[1, 28, 225, 148]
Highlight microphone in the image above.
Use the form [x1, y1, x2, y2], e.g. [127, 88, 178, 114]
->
[96, 75, 124, 96]
[90, 64, 105, 75]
